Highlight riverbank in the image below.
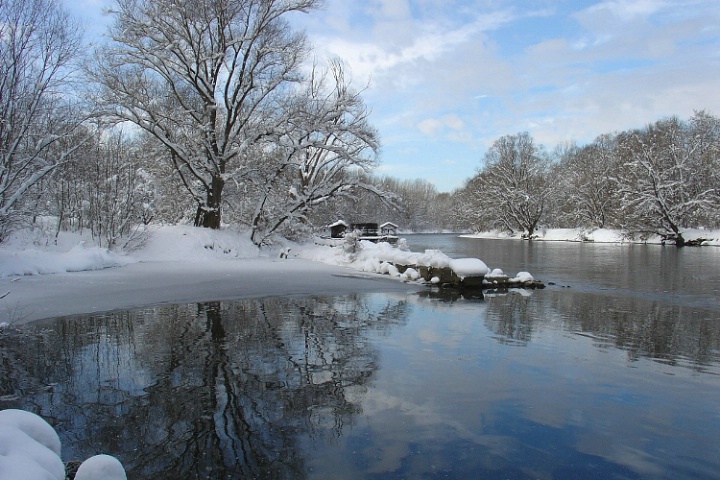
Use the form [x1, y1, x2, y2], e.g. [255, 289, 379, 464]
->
[461, 227, 720, 246]
[0, 226, 424, 326]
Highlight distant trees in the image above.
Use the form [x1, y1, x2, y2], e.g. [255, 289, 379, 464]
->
[614, 114, 720, 244]
[552, 135, 619, 229]
[460, 133, 552, 238]
[0, 0, 85, 239]
[456, 111, 720, 244]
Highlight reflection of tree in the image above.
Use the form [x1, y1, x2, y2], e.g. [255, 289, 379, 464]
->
[484, 293, 537, 345]
[419, 287, 720, 371]
[544, 291, 720, 372]
[3, 294, 410, 478]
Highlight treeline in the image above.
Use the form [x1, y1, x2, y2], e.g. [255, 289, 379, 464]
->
[453, 111, 720, 245]
[318, 111, 720, 244]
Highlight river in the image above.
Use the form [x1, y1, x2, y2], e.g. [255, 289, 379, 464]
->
[1, 234, 719, 479]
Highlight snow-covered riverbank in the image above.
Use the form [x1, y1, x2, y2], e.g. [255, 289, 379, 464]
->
[0, 226, 428, 326]
[461, 227, 720, 246]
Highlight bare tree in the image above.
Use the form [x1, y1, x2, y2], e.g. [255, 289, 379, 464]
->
[91, 0, 321, 229]
[0, 0, 85, 239]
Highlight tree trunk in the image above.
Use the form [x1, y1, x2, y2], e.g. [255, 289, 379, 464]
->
[675, 233, 686, 247]
[195, 175, 224, 229]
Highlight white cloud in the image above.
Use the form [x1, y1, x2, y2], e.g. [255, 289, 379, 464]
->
[59, 0, 720, 192]
[417, 114, 466, 137]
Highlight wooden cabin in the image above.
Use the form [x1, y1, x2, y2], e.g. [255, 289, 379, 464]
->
[329, 220, 349, 238]
[380, 222, 398, 236]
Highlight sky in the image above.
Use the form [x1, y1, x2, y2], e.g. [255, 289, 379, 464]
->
[63, 0, 720, 192]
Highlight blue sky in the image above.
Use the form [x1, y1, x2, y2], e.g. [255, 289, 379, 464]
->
[66, 0, 720, 192]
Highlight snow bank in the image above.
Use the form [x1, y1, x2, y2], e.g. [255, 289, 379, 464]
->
[0, 410, 126, 480]
[462, 227, 720, 245]
[0, 225, 262, 278]
[0, 224, 528, 293]
[0, 243, 133, 278]
[131, 225, 260, 262]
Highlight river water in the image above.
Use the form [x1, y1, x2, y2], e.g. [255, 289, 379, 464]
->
[1, 235, 719, 479]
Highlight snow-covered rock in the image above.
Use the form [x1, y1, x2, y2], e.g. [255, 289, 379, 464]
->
[75, 454, 127, 480]
[0, 410, 126, 480]
[0, 409, 62, 457]
[511, 271, 534, 284]
[448, 258, 489, 279]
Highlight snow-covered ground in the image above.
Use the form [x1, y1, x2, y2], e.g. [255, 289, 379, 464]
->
[2, 224, 716, 326]
[0, 225, 435, 325]
[0, 223, 533, 325]
[462, 227, 720, 245]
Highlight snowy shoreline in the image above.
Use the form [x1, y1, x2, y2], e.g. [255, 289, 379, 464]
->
[2, 225, 718, 326]
[0, 226, 428, 326]
[460, 227, 720, 246]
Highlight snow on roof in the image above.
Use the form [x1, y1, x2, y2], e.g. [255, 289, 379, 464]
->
[329, 220, 349, 228]
[380, 222, 397, 228]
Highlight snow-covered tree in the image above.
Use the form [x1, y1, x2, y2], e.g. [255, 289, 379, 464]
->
[84, 130, 157, 248]
[554, 134, 620, 229]
[244, 60, 380, 245]
[91, 0, 320, 229]
[615, 115, 719, 244]
[44, 126, 156, 247]
[0, 0, 85, 239]
[465, 132, 551, 238]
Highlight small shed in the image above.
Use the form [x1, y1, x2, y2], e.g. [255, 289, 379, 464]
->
[329, 220, 349, 238]
[380, 222, 398, 236]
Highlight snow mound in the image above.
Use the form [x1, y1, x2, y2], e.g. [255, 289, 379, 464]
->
[0, 243, 133, 278]
[0, 410, 126, 480]
[448, 258, 489, 279]
[75, 454, 127, 480]
[0, 409, 61, 456]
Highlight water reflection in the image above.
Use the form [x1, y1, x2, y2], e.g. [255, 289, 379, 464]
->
[1, 295, 411, 479]
[1, 289, 719, 479]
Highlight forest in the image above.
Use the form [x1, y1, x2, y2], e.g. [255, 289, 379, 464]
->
[2, 0, 719, 249]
